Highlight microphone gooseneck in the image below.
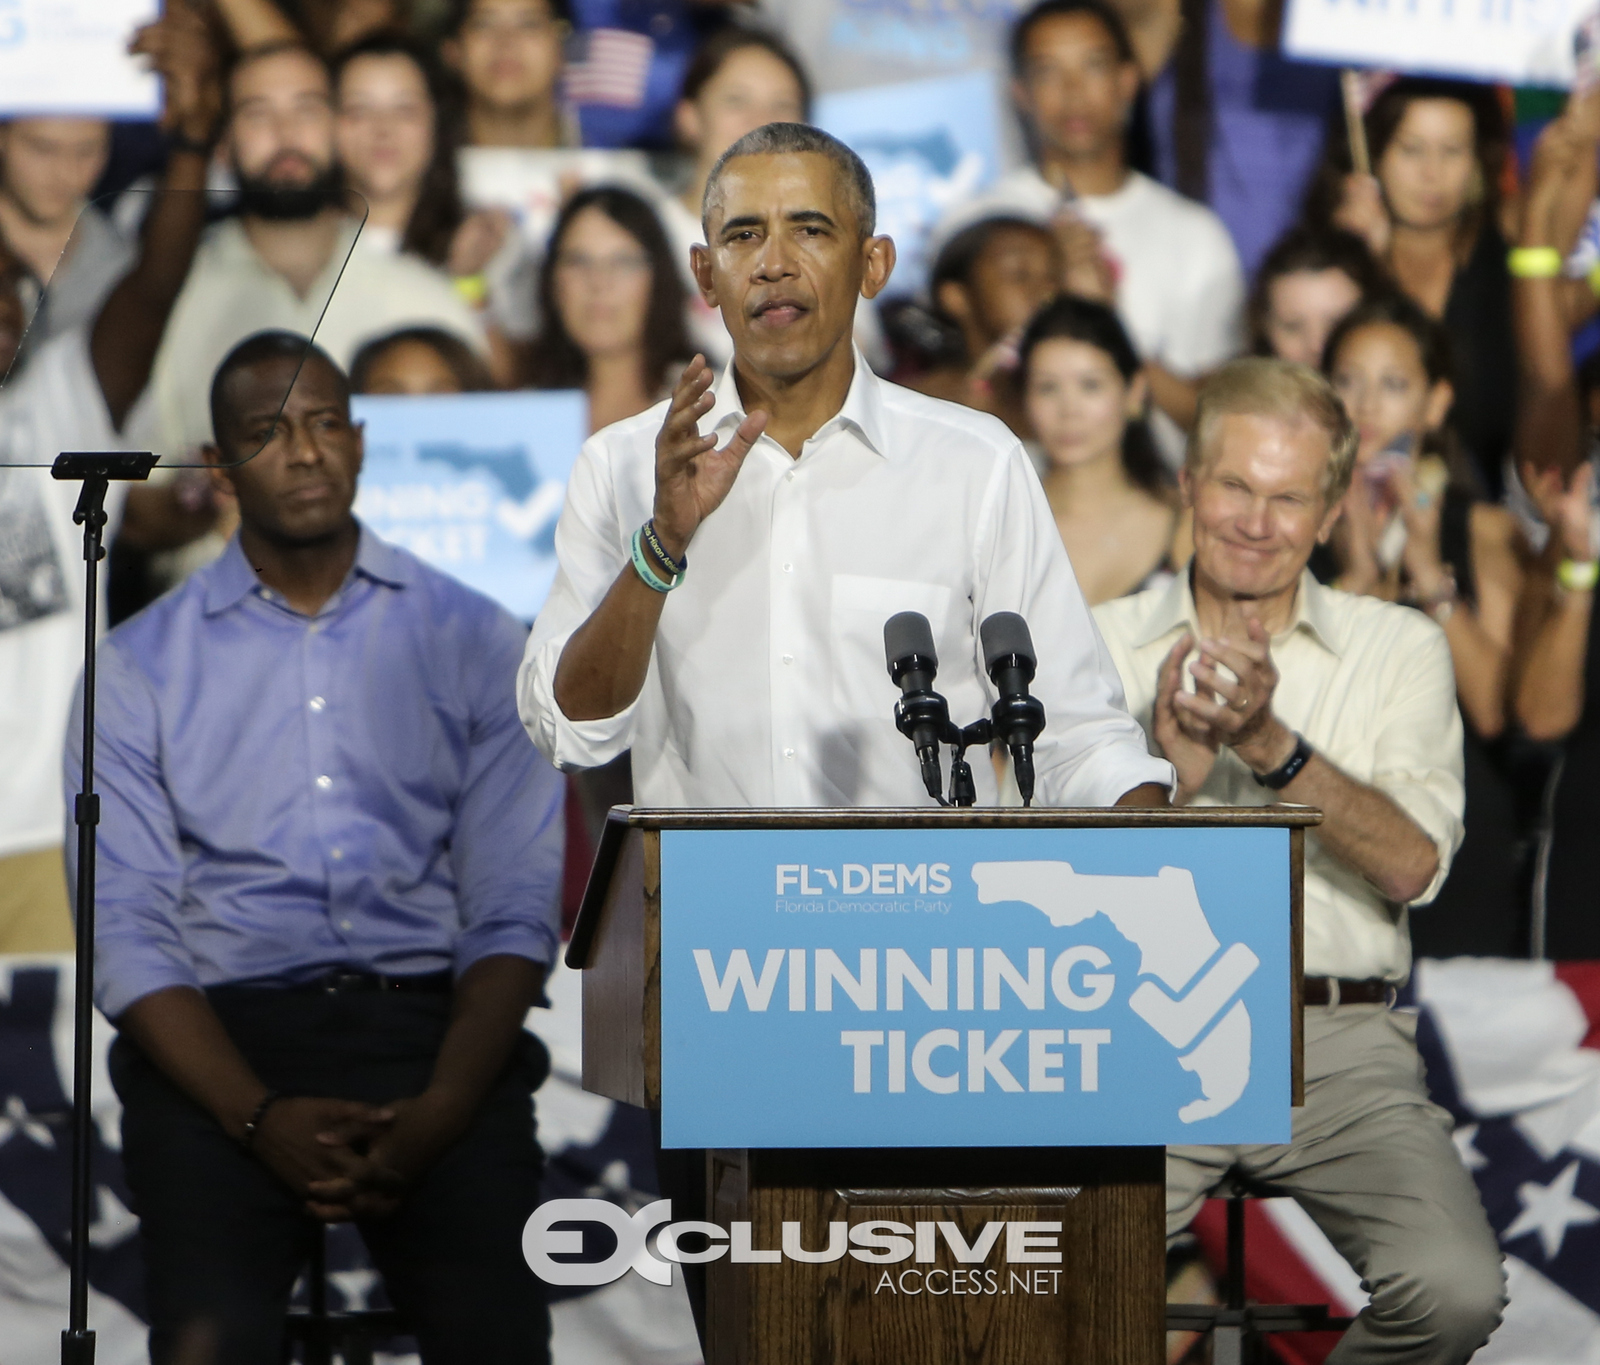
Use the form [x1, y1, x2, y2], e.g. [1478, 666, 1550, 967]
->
[980, 612, 1047, 807]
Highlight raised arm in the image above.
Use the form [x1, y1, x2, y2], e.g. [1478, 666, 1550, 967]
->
[90, 0, 222, 429]
[1512, 100, 1600, 483]
[1513, 463, 1596, 741]
[552, 356, 765, 722]
[209, 0, 301, 50]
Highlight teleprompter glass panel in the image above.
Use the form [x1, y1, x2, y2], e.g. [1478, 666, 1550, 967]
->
[0, 186, 368, 469]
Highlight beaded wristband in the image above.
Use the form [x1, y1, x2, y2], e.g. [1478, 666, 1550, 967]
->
[1508, 246, 1564, 279]
[631, 526, 682, 592]
[1558, 558, 1600, 591]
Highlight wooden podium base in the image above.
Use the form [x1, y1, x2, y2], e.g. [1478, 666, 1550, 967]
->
[701, 1145, 1164, 1365]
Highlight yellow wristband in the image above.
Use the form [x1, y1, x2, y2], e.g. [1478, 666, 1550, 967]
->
[1587, 262, 1600, 300]
[1508, 246, 1564, 279]
[1558, 558, 1599, 591]
[453, 272, 489, 306]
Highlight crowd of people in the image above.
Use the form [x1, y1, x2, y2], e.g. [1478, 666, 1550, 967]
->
[6, 0, 1600, 1356]
[13, 0, 1585, 960]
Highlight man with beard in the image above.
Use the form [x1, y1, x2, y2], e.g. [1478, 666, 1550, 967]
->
[143, 42, 482, 459]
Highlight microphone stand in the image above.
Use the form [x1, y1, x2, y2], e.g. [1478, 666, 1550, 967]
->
[53, 450, 157, 1365]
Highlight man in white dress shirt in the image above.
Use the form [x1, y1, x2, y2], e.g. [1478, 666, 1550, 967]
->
[519, 121, 1172, 812]
[1093, 358, 1505, 1364]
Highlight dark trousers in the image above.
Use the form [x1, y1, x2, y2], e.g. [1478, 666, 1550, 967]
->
[110, 984, 552, 1365]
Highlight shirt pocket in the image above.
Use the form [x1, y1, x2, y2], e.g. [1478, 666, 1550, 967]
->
[830, 573, 953, 721]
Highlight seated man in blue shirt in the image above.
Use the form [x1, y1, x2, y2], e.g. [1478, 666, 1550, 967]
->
[69, 330, 565, 1365]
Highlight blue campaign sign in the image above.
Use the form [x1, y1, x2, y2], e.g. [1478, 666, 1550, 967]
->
[658, 826, 1291, 1149]
[352, 390, 587, 621]
[816, 69, 1003, 299]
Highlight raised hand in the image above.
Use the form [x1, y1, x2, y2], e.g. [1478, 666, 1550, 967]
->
[1333, 173, 1390, 256]
[652, 355, 768, 561]
[1526, 460, 1598, 562]
[1152, 633, 1219, 805]
[1051, 212, 1115, 304]
[129, 0, 222, 149]
[1390, 463, 1451, 603]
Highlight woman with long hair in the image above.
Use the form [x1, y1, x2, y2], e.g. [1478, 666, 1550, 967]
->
[1322, 292, 1528, 955]
[523, 186, 692, 433]
[1020, 295, 1178, 604]
[1309, 77, 1515, 495]
[333, 33, 515, 270]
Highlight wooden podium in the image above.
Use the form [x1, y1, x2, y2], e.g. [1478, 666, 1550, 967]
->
[566, 807, 1313, 1365]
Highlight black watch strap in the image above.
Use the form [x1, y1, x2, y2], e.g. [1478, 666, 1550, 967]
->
[1254, 732, 1313, 790]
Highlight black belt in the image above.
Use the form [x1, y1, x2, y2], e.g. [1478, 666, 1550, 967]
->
[302, 969, 453, 995]
[1303, 977, 1396, 1007]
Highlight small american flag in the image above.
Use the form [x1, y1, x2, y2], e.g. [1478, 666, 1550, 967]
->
[564, 28, 654, 111]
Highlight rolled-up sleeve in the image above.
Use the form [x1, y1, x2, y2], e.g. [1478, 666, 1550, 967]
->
[971, 445, 1175, 806]
[1369, 623, 1465, 907]
[454, 610, 567, 973]
[64, 644, 199, 1020]
[519, 435, 641, 771]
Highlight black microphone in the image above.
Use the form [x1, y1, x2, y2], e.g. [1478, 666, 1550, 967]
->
[884, 611, 951, 804]
[981, 612, 1047, 806]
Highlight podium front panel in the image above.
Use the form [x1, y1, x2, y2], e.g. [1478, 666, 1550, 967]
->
[654, 821, 1295, 1150]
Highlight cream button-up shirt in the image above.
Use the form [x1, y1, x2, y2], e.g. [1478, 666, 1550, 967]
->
[518, 353, 1174, 810]
[1093, 570, 1464, 982]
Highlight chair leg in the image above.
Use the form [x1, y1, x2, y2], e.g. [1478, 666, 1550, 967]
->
[305, 1225, 333, 1365]
[1225, 1192, 1246, 1312]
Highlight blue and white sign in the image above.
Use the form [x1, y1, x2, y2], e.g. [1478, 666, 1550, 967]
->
[1284, 0, 1583, 87]
[0, 0, 160, 117]
[816, 69, 1003, 299]
[659, 826, 1291, 1149]
[352, 390, 586, 621]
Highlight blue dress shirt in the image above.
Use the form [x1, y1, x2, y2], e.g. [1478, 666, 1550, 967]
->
[68, 527, 565, 1020]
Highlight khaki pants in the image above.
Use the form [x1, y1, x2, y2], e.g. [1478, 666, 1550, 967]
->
[1168, 1004, 1506, 1365]
[0, 847, 74, 953]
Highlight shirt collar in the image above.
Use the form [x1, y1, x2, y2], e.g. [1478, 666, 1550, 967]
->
[705, 346, 893, 460]
[202, 522, 411, 617]
[1131, 567, 1342, 656]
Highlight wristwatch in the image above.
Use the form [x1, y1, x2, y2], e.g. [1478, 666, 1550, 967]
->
[1253, 732, 1314, 791]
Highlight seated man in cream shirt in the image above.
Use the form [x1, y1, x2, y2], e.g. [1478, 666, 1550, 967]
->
[1093, 358, 1504, 1365]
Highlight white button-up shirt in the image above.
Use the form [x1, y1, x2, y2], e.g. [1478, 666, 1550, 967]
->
[518, 354, 1173, 809]
[1092, 570, 1465, 982]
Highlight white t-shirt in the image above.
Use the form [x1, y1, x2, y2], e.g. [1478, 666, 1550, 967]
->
[141, 217, 484, 457]
[937, 168, 1247, 460]
[0, 330, 123, 858]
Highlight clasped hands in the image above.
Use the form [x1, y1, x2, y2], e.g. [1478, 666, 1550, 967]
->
[250, 1091, 469, 1222]
[1153, 620, 1297, 805]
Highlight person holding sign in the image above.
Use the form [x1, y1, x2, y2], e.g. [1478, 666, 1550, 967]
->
[1093, 358, 1506, 1365]
[1310, 77, 1515, 498]
[519, 120, 1174, 812]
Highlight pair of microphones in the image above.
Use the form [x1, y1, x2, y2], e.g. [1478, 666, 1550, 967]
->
[883, 611, 1046, 807]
